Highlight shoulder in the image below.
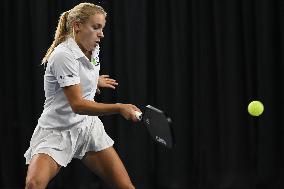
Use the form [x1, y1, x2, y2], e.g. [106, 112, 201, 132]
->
[47, 44, 80, 73]
[48, 45, 75, 63]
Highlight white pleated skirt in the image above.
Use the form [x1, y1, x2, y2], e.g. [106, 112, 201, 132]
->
[24, 116, 114, 167]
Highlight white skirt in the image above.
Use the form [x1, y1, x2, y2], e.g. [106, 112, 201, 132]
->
[24, 116, 114, 167]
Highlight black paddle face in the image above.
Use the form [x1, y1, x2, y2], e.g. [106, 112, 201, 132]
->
[143, 105, 174, 148]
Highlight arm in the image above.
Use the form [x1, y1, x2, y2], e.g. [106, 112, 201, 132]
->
[63, 84, 140, 121]
[49, 51, 138, 120]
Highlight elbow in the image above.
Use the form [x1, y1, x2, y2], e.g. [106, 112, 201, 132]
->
[72, 106, 81, 114]
[70, 101, 85, 115]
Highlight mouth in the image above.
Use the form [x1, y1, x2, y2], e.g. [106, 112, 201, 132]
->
[94, 41, 100, 46]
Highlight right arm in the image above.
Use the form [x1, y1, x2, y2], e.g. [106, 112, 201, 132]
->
[50, 51, 140, 121]
[63, 84, 141, 122]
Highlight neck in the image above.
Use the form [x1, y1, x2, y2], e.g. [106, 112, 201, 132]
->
[85, 51, 92, 60]
[74, 37, 91, 60]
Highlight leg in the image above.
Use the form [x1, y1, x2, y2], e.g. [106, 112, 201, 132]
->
[25, 153, 61, 189]
[82, 147, 135, 189]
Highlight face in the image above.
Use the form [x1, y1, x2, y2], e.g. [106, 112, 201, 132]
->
[74, 13, 106, 52]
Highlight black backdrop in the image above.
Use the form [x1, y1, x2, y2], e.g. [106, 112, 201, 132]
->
[1, 0, 284, 188]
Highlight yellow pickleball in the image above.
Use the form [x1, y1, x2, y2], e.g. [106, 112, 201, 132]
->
[248, 101, 264, 116]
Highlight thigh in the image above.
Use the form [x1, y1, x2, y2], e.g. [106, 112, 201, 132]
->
[26, 153, 61, 188]
[82, 147, 134, 188]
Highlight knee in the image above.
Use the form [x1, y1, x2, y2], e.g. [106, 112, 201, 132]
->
[125, 184, 135, 189]
[127, 184, 135, 189]
[25, 177, 45, 189]
[116, 183, 135, 189]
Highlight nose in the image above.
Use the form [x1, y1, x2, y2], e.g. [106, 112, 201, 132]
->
[98, 29, 104, 38]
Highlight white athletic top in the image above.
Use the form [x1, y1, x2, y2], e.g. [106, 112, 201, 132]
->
[38, 37, 101, 129]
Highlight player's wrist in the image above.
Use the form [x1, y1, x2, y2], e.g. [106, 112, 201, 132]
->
[115, 103, 123, 114]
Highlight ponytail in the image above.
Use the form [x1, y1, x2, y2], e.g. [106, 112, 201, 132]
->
[42, 11, 70, 64]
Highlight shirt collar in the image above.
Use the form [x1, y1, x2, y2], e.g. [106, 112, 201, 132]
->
[66, 37, 85, 59]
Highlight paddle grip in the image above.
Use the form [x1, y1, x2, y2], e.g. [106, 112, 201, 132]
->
[135, 111, 142, 121]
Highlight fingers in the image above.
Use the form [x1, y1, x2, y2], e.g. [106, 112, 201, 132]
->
[117, 103, 141, 122]
[131, 105, 141, 113]
[131, 114, 139, 122]
[99, 79, 118, 89]
[100, 75, 116, 82]
[105, 84, 116, 89]
[129, 105, 141, 122]
[106, 80, 118, 85]
[107, 79, 117, 83]
[130, 111, 139, 122]
[99, 75, 119, 90]
[105, 81, 118, 89]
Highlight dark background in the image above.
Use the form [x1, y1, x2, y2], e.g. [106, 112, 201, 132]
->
[1, 0, 284, 188]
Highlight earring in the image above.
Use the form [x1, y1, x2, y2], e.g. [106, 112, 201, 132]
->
[72, 27, 76, 40]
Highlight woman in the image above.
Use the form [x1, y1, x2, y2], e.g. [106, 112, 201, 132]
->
[24, 3, 140, 189]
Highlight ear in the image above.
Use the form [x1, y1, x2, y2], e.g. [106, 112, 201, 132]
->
[73, 21, 82, 33]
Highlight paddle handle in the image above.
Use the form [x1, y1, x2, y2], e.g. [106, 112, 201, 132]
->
[135, 111, 142, 121]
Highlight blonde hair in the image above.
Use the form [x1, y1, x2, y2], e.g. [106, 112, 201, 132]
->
[42, 3, 106, 64]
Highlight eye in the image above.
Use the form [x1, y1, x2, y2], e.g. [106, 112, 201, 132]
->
[92, 24, 103, 30]
[92, 26, 100, 30]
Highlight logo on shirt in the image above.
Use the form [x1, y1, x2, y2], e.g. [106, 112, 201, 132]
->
[59, 74, 73, 80]
[91, 58, 100, 66]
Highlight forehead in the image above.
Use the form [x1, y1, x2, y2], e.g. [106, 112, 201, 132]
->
[87, 14, 106, 26]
